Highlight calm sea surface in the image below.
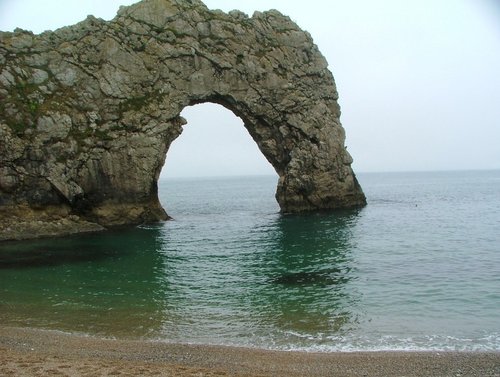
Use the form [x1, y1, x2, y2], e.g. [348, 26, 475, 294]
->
[1, 171, 499, 351]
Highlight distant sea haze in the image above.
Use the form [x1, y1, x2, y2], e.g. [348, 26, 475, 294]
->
[1, 171, 499, 351]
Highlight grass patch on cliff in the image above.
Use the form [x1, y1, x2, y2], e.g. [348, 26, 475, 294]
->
[2, 80, 40, 135]
[118, 90, 165, 114]
[119, 95, 149, 112]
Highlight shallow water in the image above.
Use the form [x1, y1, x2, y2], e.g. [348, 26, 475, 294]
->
[1, 171, 499, 351]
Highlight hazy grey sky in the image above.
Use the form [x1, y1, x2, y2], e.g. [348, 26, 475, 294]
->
[1, 0, 499, 177]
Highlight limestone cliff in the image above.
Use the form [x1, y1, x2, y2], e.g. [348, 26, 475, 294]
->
[0, 0, 366, 241]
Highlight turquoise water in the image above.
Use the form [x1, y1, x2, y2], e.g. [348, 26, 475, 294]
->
[1, 171, 499, 351]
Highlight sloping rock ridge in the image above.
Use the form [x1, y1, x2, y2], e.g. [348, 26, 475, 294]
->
[0, 0, 366, 241]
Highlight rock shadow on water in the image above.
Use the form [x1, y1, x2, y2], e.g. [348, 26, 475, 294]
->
[0, 226, 164, 269]
[0, 236, 118, 269]
[272, 267, 352, 287]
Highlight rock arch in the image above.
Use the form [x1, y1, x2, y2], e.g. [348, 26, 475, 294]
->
[0, 0, 366, 240]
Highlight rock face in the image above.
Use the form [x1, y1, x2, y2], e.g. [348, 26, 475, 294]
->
[0, 0, 366, 240]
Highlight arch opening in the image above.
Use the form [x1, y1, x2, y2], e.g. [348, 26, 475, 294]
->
[161, 103, 277, 179]
[158, 103, 278, 216]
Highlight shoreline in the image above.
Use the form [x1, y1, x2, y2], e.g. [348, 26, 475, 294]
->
[1, 326, 499, 376]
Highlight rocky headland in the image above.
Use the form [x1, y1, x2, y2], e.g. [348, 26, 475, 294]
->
[0, 0, 366, 241]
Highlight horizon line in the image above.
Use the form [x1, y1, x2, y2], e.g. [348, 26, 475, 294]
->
[159, 167, 500, 180]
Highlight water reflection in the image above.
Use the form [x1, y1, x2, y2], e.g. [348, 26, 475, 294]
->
[248, 211, 362, 338]
[0, 207, 364, 346]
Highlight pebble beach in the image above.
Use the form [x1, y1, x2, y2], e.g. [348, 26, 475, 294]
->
[1, 326, 499, 377]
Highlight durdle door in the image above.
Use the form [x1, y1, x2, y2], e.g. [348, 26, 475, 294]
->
[0, 0, 366, 241]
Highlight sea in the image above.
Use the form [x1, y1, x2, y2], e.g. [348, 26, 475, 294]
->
[1, 170, 499, 352]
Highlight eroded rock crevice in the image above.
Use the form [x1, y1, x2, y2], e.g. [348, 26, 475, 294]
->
[0, 0, 366, 241]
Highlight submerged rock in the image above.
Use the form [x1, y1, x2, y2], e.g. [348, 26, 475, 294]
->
[0, 0, 366, 241]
